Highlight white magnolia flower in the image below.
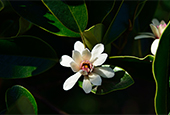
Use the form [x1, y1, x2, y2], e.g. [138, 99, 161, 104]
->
[134, 18, 167, 55]
[60, 41, 115, 93]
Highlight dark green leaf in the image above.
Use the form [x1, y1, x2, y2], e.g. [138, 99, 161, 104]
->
[0, 35, 57, 79]
[10, 1, 80, 37]
[152, 21, 170, 114]
[42, 0, 88, 33]
[5, 85, 37, 114]
[0, 0, 4, 11]
[108, 55, 154, 81]
[16, 17, 32, 36]
[78, 66, 134, 95]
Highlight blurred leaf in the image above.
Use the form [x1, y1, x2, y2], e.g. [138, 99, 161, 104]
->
[10, 1, 80, 37]
[152, 21, 170, 114]
[83, 23, 105, 50]
[86, 1, 115, 26]
[138, 1, 158, 31]
[0, 35, 57, 79]
[42, 0, 88, 33]
[0, 0, 4, 11]
[108, 55, 154, 81]
[103, 1, 147, 45]
[16, 17, 32, 36]
[78, 66, 134, 95]
[5, 85, 37, 114]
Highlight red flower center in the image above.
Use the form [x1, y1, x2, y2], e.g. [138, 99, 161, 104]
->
[80, 60, 93, 74]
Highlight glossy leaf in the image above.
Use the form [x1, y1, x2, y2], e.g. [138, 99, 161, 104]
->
[10, 1, 80, 37]
[108, 55, 154, 81]
[42, 0, 88, 33]
[152, 21, 170, 114]
[0, 35, 57, 79]
[78, 66, 134, 95]
[83, 23, 105, 50]
[5, 85, 37, 114]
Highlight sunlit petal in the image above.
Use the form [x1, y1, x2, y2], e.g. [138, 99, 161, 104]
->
[134, 34, 155, 40]
[150, 24, 160, 38]
[151, 39, 159, 55]
[72, 50, 83, 65]
[93, 67, 115, 78]
[82, 77, 92, 93]
[63, 71, 82, 90]
[90, 43, 104, 62]
[89, 73, 102, 86]
[60, 55, 73, 67]
[70, 61, 79, 72]
[74, 41, 85, 54]
[93, 53, 108, 66]
[82, 48, 92, 61]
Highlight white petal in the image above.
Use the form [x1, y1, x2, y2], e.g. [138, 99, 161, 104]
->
[63, 71, 82, 90]
[93, 53, 108, 66]
[152, 18, 160, 26]
[82, 48, 92, 61]
[90, 43, 104, 62]
[138, 32, 155, 36]
[74, 41, 85, 54]
[93, 67, 115, 78]
[72, 50, 83, 65]
[70, 61, 79, 72]
[82, 78, 92, 93]
[60, 55, 73, 67]
[151, 39, 159, 55]
[160, 20, 166, 26]
[134, 34, 155, 40]
[150, 24, 160, 38]
[89, 73, 102, 86]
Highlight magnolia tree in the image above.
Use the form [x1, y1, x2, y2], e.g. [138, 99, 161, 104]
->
[0, 0, 169, 114]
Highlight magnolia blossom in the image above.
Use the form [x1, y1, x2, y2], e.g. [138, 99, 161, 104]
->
[60, 41, 115, 93]
[134, 18, 167, 55]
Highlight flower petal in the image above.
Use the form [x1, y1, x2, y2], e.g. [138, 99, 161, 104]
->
[82, 48, 92, 61]
[93, 53, 108, 66]
[63, 71, 82, 90]
[90, 43, 104, 62]
[134, 34, 155, 40]
[89, 73, 102, 86]
[160, 20, 166, 26]
[152, 18, 160, 26]
[72, 50, 83, 65]
[82, 77, 92, 93]
[150, 24, 160, 38]
[93, 67, 115, 78]
[60, 55, 73, 67]
[70, 61, 79, 72]
[74, 41, 85, 54]
[151, 39, 159, 55]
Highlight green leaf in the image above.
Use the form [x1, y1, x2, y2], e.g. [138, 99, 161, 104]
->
[0, 35, 57, 79]
[5, 85, 37, 114]
[152, 21, 170, 114]
[78, 66, 134, 95]
[108, 55, 154, 81]
[0, 0, 4, 11]
[16, 17, 32, 36]
[10, 1, 80, 37]
[83, 23, 105, 50]
[42, 0, 88, 33]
